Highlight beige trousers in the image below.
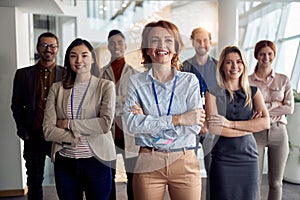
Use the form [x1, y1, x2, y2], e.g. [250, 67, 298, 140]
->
[133, 147, 201, 200]
[254, 123, 289, 200]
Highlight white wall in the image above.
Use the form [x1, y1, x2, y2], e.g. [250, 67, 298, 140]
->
[0, 7, 30, 191]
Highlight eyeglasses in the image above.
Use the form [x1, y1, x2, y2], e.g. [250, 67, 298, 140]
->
[39, 43, 58, 50]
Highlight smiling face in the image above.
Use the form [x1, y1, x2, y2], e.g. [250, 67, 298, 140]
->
[222, 52, 244, 81]
[69, 44, 93, 76]
[37, 36, 58, 63]
[256, 46, 275, 69]
[192, 30, 211, 57]
[108, 34, 126, 60]
[146, 27, 176, 66]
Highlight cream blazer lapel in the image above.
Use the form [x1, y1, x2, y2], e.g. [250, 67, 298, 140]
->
[78, 77, 98, 119]
[62, 87, 71, 119]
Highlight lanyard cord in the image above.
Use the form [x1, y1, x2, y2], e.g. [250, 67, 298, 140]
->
[151, 76, 178, 117]
[198, 75, 206, 96]
[191, 60, 209, 97]
[71, 81, 90, 119]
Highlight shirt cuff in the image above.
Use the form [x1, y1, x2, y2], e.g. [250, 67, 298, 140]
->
[160, 115, 173, 129]
[149, 115, 174, 137]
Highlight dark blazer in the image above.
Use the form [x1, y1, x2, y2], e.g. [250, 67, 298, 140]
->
[11, 63, 65, 139]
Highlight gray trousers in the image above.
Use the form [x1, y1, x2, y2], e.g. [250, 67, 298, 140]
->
[254, 123, 289, 200]
[195, 133, 215, 200]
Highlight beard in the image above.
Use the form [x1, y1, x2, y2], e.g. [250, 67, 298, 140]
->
[196, 48, 208, 57]
[40, 51, 55, 62]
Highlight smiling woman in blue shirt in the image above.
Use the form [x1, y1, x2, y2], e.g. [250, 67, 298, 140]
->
[124, 20, 206, 200]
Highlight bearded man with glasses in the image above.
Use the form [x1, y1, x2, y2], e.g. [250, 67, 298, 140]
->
[11, 32, 65, 200]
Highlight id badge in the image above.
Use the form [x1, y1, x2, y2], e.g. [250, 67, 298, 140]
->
[155, 138, 173, 145]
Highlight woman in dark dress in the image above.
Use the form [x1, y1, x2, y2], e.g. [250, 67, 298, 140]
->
[205, 46, 270, 200]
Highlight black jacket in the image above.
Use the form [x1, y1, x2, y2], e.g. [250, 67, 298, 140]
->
[11, 63, 65, 139]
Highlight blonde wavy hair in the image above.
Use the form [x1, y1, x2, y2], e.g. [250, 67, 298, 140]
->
[216, 45, 253, 108]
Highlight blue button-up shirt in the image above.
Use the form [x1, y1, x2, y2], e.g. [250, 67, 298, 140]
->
[124, 68, 202, 150]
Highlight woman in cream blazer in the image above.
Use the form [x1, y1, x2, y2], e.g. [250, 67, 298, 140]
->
[43, 38, 116, 200]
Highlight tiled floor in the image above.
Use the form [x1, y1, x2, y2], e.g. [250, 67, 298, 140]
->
[1, 154, 300, 200]
[0, 176, 299, 200]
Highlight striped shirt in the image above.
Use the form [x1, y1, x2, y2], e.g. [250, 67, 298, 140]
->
[60, 80, 94, 159]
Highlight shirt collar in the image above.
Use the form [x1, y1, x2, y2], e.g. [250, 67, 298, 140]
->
[146, 67, 179, 82]
[192, 55, 212, 66]
[270, 70, 275, 78]
[252, 69, 275, 81]
[37, 61, 56, 72]
[251, 72, 261, 81]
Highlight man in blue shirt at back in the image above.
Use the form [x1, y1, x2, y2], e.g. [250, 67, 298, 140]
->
[182, 27, 218, 200]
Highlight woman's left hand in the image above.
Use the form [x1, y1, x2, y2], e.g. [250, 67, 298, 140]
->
[56, 119, 68, 129]
[207, 114, 232, 128]
[200, 121, 208, 134]
[130, 101, 144, 115]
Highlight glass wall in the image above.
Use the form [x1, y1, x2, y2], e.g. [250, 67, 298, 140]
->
[87, 0, 300, 91]
[240, 2, 300, 91]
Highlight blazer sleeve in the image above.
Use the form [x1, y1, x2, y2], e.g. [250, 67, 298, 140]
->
[43, 83, 79, 147]
[69, 79, 116, 136]
[11, 69, 28, 140]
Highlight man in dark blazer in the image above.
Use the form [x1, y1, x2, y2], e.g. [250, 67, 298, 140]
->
[11, 32, 65, 200]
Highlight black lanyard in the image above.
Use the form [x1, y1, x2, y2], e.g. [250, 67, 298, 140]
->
[151, 76, 178, 116]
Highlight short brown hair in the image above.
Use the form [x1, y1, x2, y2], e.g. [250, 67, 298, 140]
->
[190, 27, 212, 41]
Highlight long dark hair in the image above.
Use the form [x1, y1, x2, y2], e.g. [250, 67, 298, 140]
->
[63, 38, 100, 89]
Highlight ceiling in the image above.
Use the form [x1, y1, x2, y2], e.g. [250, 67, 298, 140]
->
[0, 0, 297, 16]
[0, 0, 64, 15]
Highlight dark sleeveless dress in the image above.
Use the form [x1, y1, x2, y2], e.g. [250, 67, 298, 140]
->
[210, 86, 259, 200]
